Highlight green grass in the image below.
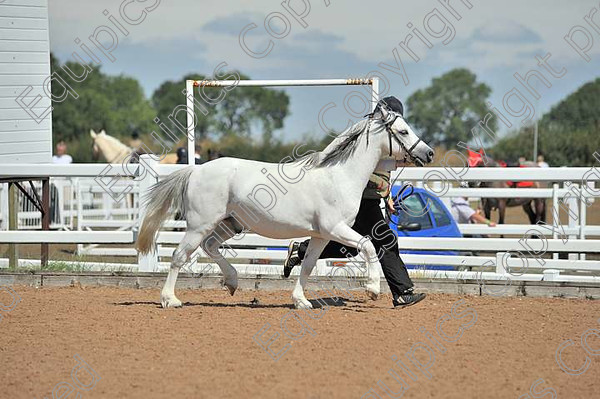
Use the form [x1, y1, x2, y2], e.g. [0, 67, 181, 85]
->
[9, 254, 134, 273]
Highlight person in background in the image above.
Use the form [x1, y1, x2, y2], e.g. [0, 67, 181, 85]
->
[537, 154, 549, 168]
[207, 148, 224, 161]
[129, 130, 142, 150]
[194, 142, 203, 165]
[176, 147, 188, 164]
[451, 185, 496, 226]
[52, 141, 73, 164]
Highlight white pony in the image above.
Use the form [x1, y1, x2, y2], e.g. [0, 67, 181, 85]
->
[136, 101, 434, 309]
[90, 129, 178, 164]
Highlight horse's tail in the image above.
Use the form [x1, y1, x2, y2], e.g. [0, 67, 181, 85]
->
[135, 167, 195, 254]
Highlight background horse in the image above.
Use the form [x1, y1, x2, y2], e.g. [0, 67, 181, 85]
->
[91, 129, 178, 164]
[135, 101, 434, 309]
[471, 158, 546, 225]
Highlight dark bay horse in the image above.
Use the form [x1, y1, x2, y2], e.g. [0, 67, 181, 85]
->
[471, 159, 546, 225]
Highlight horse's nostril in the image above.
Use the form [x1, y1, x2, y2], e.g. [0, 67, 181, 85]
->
[428, 150, 434, 159]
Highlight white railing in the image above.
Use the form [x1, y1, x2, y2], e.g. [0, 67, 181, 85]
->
[1, 161, 599, 284]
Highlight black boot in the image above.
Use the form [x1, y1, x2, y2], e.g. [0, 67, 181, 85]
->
[393, 289, 426, 308]
[283, 241, 302, 278]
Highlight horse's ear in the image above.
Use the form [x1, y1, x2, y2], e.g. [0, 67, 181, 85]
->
[375, 104, 389, 120]
[100, 129, 106, 135]
[90, 129, 97, 138]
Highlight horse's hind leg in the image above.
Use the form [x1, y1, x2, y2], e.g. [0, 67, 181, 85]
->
[162, 230, 206, 308]
[522, 201, 536, 224]
[536, 199, 546, 224]
[201, 219, 239, 296]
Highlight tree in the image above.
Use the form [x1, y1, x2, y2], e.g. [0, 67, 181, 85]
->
[151, 73, 213, 145]
[50, 54, 155, 162]
[542, 77, 600, 130]
[151, 72, 290, 144]
[492, 78, 600, 166]
[405, 68, 495, 147]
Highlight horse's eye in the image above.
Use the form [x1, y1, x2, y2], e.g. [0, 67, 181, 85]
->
[399, 129, 409, 135]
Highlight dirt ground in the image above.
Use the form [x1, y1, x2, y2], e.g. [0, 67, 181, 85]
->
[0, 286, 598, 399]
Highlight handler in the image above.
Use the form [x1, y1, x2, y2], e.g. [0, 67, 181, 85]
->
[283, 97, 426, 309]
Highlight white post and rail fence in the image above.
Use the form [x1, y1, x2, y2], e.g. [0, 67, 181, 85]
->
[1, 162, 600, 284]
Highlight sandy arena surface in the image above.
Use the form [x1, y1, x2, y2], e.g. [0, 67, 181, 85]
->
[0, 286, 598, 399]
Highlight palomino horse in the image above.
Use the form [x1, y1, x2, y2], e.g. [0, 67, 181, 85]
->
[135, 98, 434, 309]
[471, 159, 546, 225]
[90, 129, 178, 164]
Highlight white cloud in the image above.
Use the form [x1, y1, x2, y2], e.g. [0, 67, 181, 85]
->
[46, 0, 600, 140]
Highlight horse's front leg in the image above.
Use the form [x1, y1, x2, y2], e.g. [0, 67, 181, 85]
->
[483, 199, 492, 220]
[325, 223, 381, 301]
[498, 200, 506, 225]
[292, 238, 329, 309]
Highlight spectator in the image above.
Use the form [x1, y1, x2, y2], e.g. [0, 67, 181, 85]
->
[537, 154, 549, 168]
[451, 192, 496, 226]
[518, 156, 527, 165]
[52, 141, 73, 164]
[194, 143, 203, 165]
[129, 130, 142, 149]
[176, 147, 188, 164]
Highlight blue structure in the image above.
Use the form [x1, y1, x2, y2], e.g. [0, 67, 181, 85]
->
[390, 186, 461, 270]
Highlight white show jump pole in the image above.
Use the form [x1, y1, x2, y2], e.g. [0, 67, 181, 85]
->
[185, 78, 380, 165]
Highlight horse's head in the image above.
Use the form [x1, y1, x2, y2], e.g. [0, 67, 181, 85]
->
[90, 129, 129, 162]
[374, 97, 434, 166]
[468, 156, 499, 188]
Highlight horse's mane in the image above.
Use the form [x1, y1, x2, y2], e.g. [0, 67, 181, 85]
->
[298, 118, 382, 168]
[98, 133, 132, 150]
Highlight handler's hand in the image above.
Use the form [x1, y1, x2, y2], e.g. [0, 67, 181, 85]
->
[387, 197, 397, 214]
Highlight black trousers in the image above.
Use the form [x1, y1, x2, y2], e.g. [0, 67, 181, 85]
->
[298, 198, 413, 297]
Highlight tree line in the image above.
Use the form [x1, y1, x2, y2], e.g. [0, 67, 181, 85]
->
[50, 54, 599, 166]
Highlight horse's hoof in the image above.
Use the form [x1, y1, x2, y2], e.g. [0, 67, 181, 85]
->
[293, 298, 313, 309]
[226, 284, 237, 296]
[365, 281, 380, 300]
[224, 278, 238, 296]
[366, 290, 379, 300]
[161, 296, 182, 308]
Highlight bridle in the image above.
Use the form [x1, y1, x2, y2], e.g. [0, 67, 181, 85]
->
[369, 106, 424, 165]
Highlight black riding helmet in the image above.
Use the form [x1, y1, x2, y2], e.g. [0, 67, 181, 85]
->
[375, 96, 404, 116]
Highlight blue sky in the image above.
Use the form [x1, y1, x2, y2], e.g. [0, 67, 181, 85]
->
[48, 0, 600, 142]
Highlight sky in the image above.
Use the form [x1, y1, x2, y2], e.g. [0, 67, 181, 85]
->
[48, 0, 600, 142]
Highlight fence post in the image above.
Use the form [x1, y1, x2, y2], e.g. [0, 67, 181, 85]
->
[8, 183, 18, 269]
[552, 183, 559, 260]
[76, 179, 83, 255]
[566, 182, 579, 261]
[186, 79, 195, 166]
[579, 189, 587, 261]
[0, 183, 7, 230]
[495, 252, 507, 275]
[41, 178, 50, 268]
[137, 154, 159, 272]
[371, 77, 379, 112]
